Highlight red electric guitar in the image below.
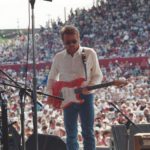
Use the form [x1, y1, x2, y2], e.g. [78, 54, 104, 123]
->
[47, 77, 127, 109]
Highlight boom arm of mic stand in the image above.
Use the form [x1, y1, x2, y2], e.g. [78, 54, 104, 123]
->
[0, 69, 24, 89]
[0, 81, 64, 101]
[109, 102, 140, 131]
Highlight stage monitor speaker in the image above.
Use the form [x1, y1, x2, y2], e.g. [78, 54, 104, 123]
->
[134, 133, 150, 150]
[8, 125, 21, 150]
[111, 124, 128, 150]
[111, 124, 150, 150]
[26, 134, 67, 150]
[129, 124, 150, 150]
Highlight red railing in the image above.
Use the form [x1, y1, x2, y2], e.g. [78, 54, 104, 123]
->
[0, 57, 149, 71]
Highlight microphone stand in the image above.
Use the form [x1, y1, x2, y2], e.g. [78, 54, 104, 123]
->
[19, 89, 26, 150]
[109, 102, 140, 150]
[29, 0, 38, 149]
[109, 102, 138, 129]
[0, 79, 64, 150]
[0, 72, 64, 150]
[0, 90, 9, 150]
[0, 69, 26, 150]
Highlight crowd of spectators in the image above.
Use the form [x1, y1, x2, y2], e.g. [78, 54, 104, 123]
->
[0, 0, 150, 148]
[0, 59, 148, 147]
[68, 0, 150, 59]
[0, 0, 150, 64]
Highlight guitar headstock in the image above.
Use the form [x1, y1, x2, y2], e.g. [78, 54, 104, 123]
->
[112, 80, 128, 87]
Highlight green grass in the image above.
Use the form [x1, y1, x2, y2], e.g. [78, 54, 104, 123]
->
[0, 37, 9, 44]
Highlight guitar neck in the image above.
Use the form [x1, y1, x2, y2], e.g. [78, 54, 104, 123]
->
[75, 81, 114, 94]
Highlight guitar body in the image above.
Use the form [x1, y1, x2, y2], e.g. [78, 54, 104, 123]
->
[51, 78, 85, 108]
[47, 77, 127, 109]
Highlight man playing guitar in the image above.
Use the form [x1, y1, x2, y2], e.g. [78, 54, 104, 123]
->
[47, 25, 103, 150]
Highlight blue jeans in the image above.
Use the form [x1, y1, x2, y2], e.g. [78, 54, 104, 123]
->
[63, 94, 95, 150]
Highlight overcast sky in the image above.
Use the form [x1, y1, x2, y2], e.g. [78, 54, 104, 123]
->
[0, 0, 95, 29]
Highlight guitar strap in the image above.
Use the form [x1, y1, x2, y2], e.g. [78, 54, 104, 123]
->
[81, 49, 87, 81]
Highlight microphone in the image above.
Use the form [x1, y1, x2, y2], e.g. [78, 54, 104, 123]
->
[29, 0, 35, 9]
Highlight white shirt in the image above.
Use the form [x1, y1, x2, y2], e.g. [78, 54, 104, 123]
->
[48, 46, 103, 86]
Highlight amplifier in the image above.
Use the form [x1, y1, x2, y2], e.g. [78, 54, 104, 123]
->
[134, 133, 150, 150]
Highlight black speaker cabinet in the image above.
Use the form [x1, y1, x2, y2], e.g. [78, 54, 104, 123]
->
[26, 134, 67, 150]
[134, 133, 150, 150]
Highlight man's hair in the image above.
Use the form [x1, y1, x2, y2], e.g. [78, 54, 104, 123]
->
[60, 25, 80, 40]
